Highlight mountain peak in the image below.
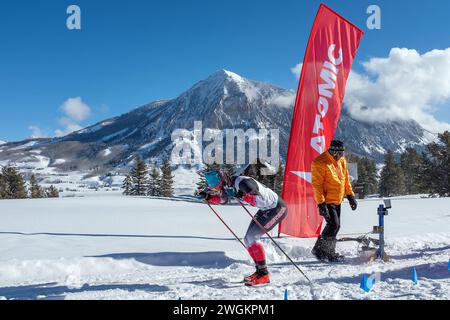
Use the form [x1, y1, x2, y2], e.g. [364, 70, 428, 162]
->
[181, 69, 254, 104]
[205, 69, 246, 85]
[222, 69, 245, 82]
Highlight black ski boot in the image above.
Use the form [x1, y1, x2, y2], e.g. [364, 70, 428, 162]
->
[312, 236, 328, 261]
[326, 239, 345, 262]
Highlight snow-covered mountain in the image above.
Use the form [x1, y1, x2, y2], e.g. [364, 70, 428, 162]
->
[0, 140, 6, 146]
[334, 108, 436, 157]
[0, 70, 436, 174]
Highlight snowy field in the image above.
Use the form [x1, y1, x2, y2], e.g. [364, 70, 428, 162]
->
[0, 194, 449, 300]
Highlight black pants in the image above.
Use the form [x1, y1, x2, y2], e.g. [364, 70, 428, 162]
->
[244, 198, 288, 247]
[321, 204, 341, 239]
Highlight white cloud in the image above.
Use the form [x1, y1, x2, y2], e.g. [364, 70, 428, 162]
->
[55, 118, 83, 137]
[269, 94, 295, 108]
[291, 63, 303, 79]
[60, 97, 91, 122]
[55, 97, 92, 137]
[55, 124, 83, 137]
[29, 126, 47, 139]
[344, 47, 450, 133]
[291, 48, 450, 133]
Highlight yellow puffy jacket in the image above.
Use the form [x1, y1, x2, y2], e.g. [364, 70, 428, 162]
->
[311, 151, 355, 205]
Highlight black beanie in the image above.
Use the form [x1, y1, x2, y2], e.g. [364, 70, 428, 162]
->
[329, 140, 345, 152]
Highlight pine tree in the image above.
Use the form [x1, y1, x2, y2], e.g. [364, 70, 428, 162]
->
[130, 156, 149, 196]
[30, 174, 45, 198]
[122, 173, 133, 196]
[0, 172, 7, 199]
[421, 131, 450, 197]
[223, 163, 237, 177]
[1, 167, 13, 199]
[242, 159, 274, 188]
[362, 158, 378, 195]
[417, 151, 435, 195]
[258, 167, 273, 189]
[160, 159, 174, 197]
[148, 165, 162, 197]
[273, 163, 285, 196]
[246, 162, 259, 180]
[346, 153, 380, 197]
[195, 162, 221, 195]
[15, 170, 27, 199]
[1, 166, 27, 199]
[400, 148, 425, 195]
[46, 185, 60, 198]
[379, 150, 406, 197]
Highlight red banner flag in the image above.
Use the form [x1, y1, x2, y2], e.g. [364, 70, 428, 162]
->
[279, 4, 363, 238]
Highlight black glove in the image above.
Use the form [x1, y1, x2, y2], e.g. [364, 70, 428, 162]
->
[318, 203, 330, 220]
[236, 190, 245, 199]
[347, 195, 357, 211]
[199, 190, 211, 200]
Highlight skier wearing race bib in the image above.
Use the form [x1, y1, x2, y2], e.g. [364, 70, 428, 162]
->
[199, 169, 288, 286]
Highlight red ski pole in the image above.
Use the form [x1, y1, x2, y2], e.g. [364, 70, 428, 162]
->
[237, 199, 311, 284]
[206, 202, 248, 250]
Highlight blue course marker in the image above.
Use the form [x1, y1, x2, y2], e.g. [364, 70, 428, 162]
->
[284, 289, 288, 300]
[412, 267, 418, 285]
[360, 274, 374, 293]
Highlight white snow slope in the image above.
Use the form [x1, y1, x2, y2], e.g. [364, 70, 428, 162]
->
[0, 195, 448, 300]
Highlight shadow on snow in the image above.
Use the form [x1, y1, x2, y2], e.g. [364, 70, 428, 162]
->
[91, 251, 246, 269]
[388, 244, 450, 260]
[0, 231, 239, 242]
[308, 261, 450, 287]
[0, 282, 169, 300]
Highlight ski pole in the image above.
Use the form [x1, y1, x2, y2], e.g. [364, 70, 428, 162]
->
[237, 199, 312, 284]
[206, 202, 248, 250]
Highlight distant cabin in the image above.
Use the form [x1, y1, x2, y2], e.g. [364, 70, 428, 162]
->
[239, 158, 282, 195]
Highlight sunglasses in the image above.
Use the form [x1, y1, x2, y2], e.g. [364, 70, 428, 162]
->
[330, 150, 345, 156]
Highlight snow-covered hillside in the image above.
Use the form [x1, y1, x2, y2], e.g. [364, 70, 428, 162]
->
[0, 146, 202, 197]
[0, 195, 448, 300]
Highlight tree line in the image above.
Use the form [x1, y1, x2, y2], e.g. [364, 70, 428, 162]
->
[0, 166, 59, 200]
[122, 156, 174, 197]
[195, 130, 450, 199]
[349, 131, 450, 198]
[378, 131, 450, 197]
[122, 131, 450, 199]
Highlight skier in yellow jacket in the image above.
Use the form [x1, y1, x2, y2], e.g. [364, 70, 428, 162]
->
[311, 140, 358, 262]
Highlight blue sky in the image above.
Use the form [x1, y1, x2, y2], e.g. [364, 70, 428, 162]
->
[1, 0, 450, 141]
